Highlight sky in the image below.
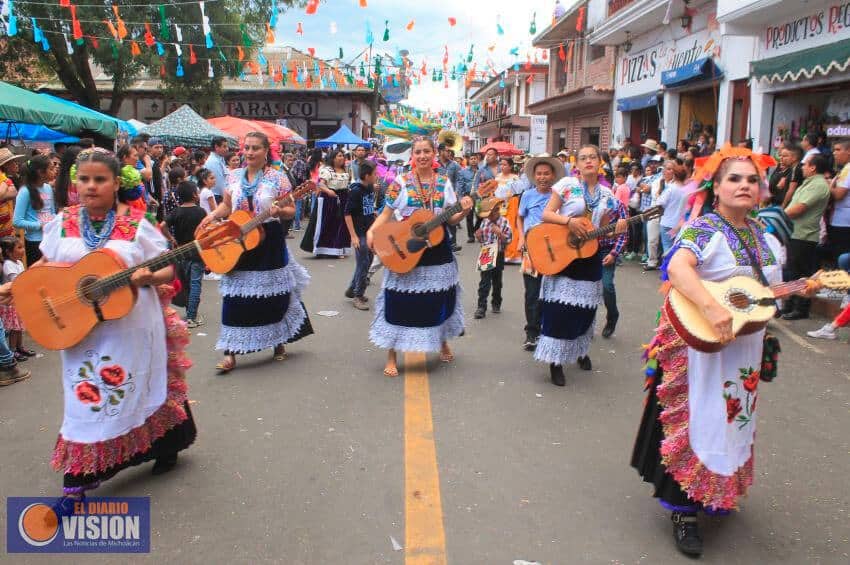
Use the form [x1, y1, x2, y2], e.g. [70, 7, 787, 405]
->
[272, 0, 565, 112]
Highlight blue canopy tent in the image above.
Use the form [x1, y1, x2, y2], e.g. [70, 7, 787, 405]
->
[38, 93, 137, 136]
[315, 124, 371, 148]
[0, 121, 79, 143]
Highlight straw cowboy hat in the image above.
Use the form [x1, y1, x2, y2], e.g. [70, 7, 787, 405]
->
[478, 196, 505, 218]
[640, 139, 660, 152]
[523, 153, 566, 183]
[0, 148, 25, 169]
[512, 154, 529, 165]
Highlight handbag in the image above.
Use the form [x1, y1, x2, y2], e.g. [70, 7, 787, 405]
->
[477, 242, 499, 271]
[714, 214, 781, 382]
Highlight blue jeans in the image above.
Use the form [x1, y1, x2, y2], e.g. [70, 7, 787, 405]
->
[349, 236, 373, 297]
[602, 262, 618, 324]
[183, 259, 205, 320]
[840, 252, 850, 273]
[660, 226, 676, 255]
[293, 199, 303, 230]
[0, 317, 14, 368]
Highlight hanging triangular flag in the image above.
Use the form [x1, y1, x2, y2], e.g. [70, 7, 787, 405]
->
[189, 44, 197, 63]
[112, 6, 127, 40]
[176, 57, 185, 77]
[359, 0, 367, 6]
[159, 5, 170, 41]
[131, 40, 141, 56]
[63, 32, 73, 54]
[144, 23, 156, 47]
[266, 23, 274, 43]
[208, 60, 215, 78]
[365, 20, 373, 45]
[330, 21, 337, 34]
[297, 22, 303, 35]
[529, 12, 536, 35]
[6, 0, 18, 37]
[406, 20, 414, 31]
[306, 0, 319, 15]
[496, 15, 504, 35]
[448, 17, 457, 27]
[383, 20, 389, 41]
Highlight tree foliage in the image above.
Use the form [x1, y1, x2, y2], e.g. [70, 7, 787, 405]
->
[0, 1, 301, 115]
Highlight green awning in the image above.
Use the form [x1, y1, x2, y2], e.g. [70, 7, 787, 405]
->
[0, 81, 118, 138]
[751, 38, 850, 83]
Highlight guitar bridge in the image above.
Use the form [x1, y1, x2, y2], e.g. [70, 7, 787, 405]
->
[544, 236, 555, 262]
[40, 288, 66, 330]
[389, 235, 406, 259]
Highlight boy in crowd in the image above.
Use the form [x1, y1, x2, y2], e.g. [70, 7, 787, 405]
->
[165, 181, 208, 327]
[474, 197, 512, 319]
[344, 161, 377, 311]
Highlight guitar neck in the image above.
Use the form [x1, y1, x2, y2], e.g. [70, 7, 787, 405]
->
[241, 208, 274, 234]
[92, 242, 200, 294]
[581, 211, 645, 241]
[769, 279, 809, 299]
[419, 190, 485, 234]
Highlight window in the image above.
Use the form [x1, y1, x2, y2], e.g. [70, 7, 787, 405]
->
[589, 45, 606, 61]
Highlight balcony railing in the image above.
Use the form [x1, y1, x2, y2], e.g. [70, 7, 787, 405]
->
[608, 0, 635, 17]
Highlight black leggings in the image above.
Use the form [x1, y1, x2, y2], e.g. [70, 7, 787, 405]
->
[24, 239, 41, 267]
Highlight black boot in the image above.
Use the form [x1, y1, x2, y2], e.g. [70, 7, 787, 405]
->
[550, 364, 566, 386]
[474, 307, 486, 319]
[601, 321, 616, 338]
[577, 356, 592, 371]
[671, 512, 703, 557]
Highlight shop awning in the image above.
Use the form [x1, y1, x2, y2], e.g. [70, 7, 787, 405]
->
[616, 93, 659, 112]
[751, 38, 850, 83]
[661, 57, 722, 88]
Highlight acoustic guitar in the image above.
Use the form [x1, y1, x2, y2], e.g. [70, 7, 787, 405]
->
[197, 181, 315, 274]
[12, 220, 243, 350]
[665, 270, 850, 352]
[372, 179, 498, 274]
[525, 206, 662, 275]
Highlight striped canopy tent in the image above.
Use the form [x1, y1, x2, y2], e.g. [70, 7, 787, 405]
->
[140, 105, 236, 148]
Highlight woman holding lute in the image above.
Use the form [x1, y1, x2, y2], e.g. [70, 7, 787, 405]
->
[199, 131, 313, 373]
[367, 137, 473, 377]
[631, 145, 820, 557]
[0, 148, 197, 508]
[536, 144, 627, 386]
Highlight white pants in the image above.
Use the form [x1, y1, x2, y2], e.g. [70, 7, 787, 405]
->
[646, 218, 661, 267]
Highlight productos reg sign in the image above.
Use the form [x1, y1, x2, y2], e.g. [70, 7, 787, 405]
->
[764, 1, 850, 51]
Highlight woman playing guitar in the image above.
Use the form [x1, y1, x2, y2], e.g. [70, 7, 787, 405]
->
[0, 148, 197, 510]
[536, 144, 627, 386]
[631, 145, 820, 557]
[366, 137, 473, 377]
[198, 131, 313, 373]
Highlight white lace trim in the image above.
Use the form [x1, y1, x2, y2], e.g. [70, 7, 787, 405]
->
[216, 295, 308, 353]
[533, 328, 594, 365]
[369, 285, 465, 352]
[219, 259, 311, 298]
[539, 276, 602, 309]
[382, 261, 459, 294]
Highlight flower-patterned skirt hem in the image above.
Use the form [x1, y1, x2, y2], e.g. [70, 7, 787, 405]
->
[652, 310, 754, 511]
[0, 304, 23, 331]
[52, 288, 195, 480]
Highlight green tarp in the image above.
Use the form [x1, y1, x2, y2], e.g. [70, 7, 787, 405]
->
[0, 81, 118, 138]
[140, 105, 235, 148]
[751, 38, 850, 83]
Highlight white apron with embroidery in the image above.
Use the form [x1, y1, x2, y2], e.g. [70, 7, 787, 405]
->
[685, 231, 782, 476]
[39, 215, 169, 444]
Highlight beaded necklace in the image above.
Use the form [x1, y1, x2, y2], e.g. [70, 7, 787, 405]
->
[413, 170, 436, 212]
[80, 208, 117, 251]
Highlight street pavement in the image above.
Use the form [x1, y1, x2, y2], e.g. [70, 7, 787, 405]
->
[1, 240, 849, 564]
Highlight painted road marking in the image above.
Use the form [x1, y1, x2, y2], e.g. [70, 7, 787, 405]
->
[404, 352, 447, 565]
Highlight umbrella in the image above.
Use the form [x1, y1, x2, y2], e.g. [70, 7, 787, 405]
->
[141, 105, 236, 148]
[480, 141, 524, 156]
[0, 121, 80, 143]
[0, 81, 118, 137]
[207, 116, 306, 145]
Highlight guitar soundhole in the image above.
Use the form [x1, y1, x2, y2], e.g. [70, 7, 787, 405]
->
[725, 289, 754, 312]
[78, 275, 105, 305]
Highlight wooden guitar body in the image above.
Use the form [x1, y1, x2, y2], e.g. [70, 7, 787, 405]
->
[12, 250, 137, 350]
[372, 209, 445, 274]
[197, 210, 264, 274]
[664, 276, 777, 353]
[525, 218, 599, 276]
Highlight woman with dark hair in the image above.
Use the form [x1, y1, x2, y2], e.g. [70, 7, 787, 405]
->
[199, 131, 313, 373]
[13, 155, 55, 265]
[10, 148, 196, 507]
[54, 146, 82, 210]
[0, 148, 24, 238]
[300, 149, 352, 257]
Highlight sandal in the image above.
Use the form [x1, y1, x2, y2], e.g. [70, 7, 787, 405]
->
[383, 365, 399, 377]
[216, 354, 236, 373]
[273, 345, 287, 361]
[16, 348, 36, 357]
[439, 350, 454, 363]
[14, 352, 28, 362]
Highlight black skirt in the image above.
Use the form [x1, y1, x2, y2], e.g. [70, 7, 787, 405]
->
[630, 371, 693, 508]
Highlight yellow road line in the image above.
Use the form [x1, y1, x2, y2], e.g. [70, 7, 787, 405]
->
[404, 352, 447, 565]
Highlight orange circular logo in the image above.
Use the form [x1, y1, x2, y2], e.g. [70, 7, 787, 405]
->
[18, 503, 59, 546]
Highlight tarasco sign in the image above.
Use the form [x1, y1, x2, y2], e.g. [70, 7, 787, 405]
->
[223, 99, 318, 120]
[618, 28, 719, 94]
[763, 1, 850, 54]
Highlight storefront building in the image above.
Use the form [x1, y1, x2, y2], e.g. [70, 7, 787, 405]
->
[589, 0, 753, 148]
[528, 1, 616, 153]
[720, 0, 850, 154]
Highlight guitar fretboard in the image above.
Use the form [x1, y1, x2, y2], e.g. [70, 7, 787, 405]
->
[580, 212, 650, 241]
[89, 242, 200, 295]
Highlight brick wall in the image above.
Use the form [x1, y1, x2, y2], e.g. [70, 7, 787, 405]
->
[546, 45, 615, 97]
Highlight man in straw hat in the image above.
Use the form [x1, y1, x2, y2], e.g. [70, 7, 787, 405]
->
[640, 138, 660, 169]
[516, 154, 565, 350]
[473, 196, 512, 319]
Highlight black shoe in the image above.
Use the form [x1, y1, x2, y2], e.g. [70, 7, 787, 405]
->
[601, 322, 616, 338]
[491, 303, 501, 314]
[671, 512, 703, 557]
[467, 237, 475, 243]
[474, 308, 485, 319]
[151, 453, 178, 476]
[523, 336, 537, 351]
[781, 310, 809, 321]
[344, 287, 355, 299]
[577, 356, 592, 371]
[550, 364, 566, 386]
[452, 245, 462, 252]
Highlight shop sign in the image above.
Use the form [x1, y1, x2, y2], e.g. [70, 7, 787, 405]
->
[763, 1, 850, 53]
[618, 29, 718, 93]
[826, 124, 850, 137]
[223, 100, 318, 119]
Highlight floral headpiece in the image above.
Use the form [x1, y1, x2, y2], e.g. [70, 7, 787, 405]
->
[692, 143, 776, 183]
